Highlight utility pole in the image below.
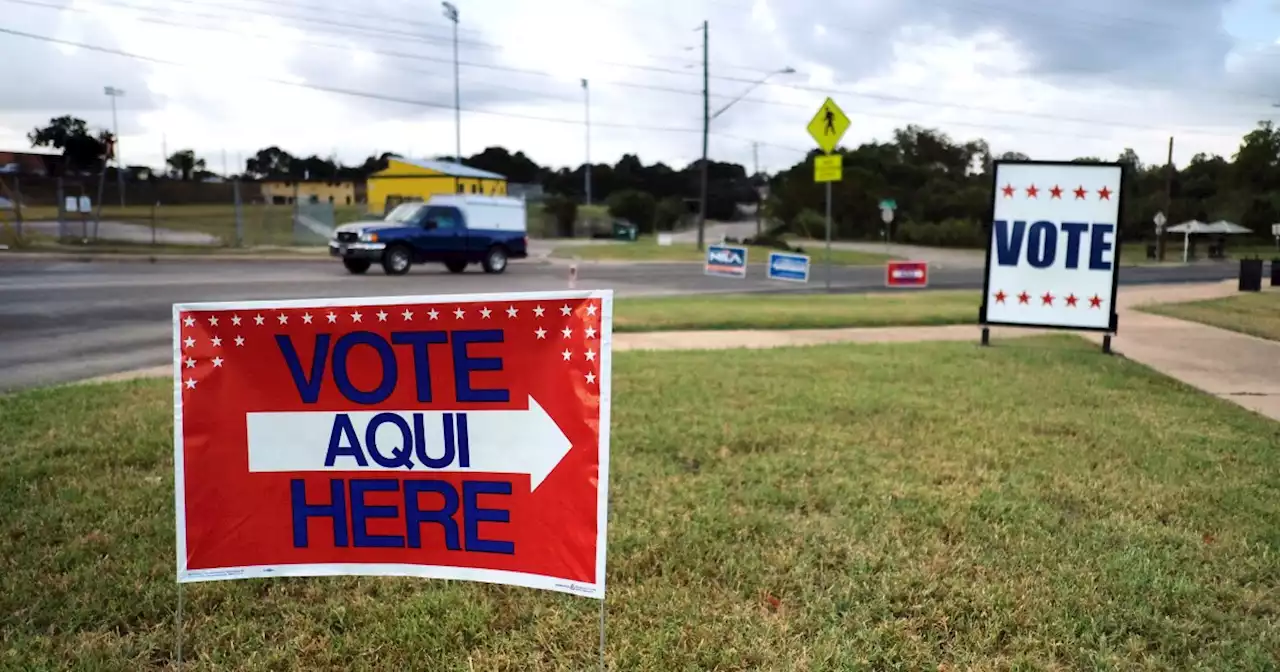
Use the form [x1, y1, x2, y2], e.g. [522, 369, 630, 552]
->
[583, 78, 592, 205]
[752, 141, 761, 237]
[161, 134, 168, 178]
[104, 86, 125, 206]
[442, 2, 461, 163]
[696, 20, 709, 252]
[1159, 136, 1174, 262]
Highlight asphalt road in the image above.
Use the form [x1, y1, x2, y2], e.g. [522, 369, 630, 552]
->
[0, 256, 1241, 392]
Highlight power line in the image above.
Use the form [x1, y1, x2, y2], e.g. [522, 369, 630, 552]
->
[10, 0, 1265, 138]
[0, 26, 704, 134]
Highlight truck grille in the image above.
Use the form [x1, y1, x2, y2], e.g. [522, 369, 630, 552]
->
[336, 231, 359, 243]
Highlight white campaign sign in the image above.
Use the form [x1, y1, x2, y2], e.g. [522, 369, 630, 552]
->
[984, 162, 1122, 331]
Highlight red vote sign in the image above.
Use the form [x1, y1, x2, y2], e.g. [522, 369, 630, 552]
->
[173, 290, 613, 599]
[885, 260, 929, 288]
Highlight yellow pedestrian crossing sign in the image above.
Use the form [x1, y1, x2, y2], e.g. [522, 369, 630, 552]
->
[807, 97, 849, 154]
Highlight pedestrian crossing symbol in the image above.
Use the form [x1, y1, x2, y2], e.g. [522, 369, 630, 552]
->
[806, 97, 849, 154]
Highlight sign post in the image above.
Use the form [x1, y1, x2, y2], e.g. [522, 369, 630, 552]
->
[1272, 223, 1279, 250]
[1154, 211, 1166, 261]
[807, 97, 850, 291]
[879, 199, 897, 257]
[173, 290, 614, 656]
[979, 160, 1125, 354]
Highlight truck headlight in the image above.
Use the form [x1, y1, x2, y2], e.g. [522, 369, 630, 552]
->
[360, 232, 378, 243]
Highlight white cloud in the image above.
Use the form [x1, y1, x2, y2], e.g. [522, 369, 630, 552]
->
[0, 0, 1275, 177]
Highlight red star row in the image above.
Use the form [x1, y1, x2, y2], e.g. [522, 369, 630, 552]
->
[992, 290, 1105, 308]
[1000, 184, 1112, 200]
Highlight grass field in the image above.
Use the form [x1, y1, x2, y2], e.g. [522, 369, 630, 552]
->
[3, 337, 1278, 669]
[552, 237, 891, 266]
[615, 291, 978, 331]
[1141, 291, 1280, 342]
[1119, 241, 1280, 265]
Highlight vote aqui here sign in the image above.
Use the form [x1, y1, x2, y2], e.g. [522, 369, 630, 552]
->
[982, 160, 1124, 332]
[173, 290, 613, 598]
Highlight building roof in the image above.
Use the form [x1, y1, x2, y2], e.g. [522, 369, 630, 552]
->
[397, 158, 506, 180]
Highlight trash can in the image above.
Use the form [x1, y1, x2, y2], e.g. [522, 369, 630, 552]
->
[612, 221, 638, 242]
[1238, 258, 1264, 292]
[1272, 258, 1280, 287]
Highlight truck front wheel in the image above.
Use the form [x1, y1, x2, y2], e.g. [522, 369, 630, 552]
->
[482, 246, 509, 274]
[382, 245, 412, 276]
[343, 258, 371, 274]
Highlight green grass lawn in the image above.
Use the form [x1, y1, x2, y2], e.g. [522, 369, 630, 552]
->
[1141, 291, 1280, 342]
[3, 337, 1279, 669]
[615, 291, 978, 331]
[552, 237, 891, 266]
[17, 204, 370, 247]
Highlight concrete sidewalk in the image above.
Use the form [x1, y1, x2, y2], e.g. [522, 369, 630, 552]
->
[1081, 282, 1280, 421]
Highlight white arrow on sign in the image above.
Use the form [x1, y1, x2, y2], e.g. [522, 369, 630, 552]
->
[244, 396, 573, 491]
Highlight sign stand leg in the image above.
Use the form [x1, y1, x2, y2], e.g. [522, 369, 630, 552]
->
[597, 598, 606, 671]
[980, 327, 990, 347]
[824, 181, 832, 292]
[175, 583, 185, 669]
[1102, 334, 1112, 355]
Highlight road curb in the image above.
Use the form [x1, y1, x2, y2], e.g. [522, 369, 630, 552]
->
[0, 251, 553, 266]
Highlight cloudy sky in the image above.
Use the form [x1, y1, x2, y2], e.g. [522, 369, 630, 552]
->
[1, 0, 1278, 175]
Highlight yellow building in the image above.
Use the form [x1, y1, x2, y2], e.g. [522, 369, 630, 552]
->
[366, 158, 507, 215]
[259, 180, 357, 206]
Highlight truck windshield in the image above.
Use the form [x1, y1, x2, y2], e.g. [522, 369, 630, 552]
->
[385, 203, 426, 223]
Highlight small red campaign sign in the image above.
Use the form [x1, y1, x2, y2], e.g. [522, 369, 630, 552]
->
[173, 290, 612, 599]
[886, 260, 929, 288]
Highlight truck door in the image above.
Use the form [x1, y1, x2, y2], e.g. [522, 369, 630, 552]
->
[418, 205, 466, 262]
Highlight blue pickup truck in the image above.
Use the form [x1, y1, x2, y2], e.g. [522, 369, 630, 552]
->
[329, 195, 529, 275]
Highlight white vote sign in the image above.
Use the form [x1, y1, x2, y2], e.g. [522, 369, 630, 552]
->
[983, 161, 1123, 332]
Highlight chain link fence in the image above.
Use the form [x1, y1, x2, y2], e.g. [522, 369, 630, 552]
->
[1, 175, 370, 249]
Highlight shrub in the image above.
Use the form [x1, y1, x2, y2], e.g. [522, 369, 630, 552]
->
[653, 196, 685, 232]
[542, 196, 578, 238]
[605, 189, 657, 233]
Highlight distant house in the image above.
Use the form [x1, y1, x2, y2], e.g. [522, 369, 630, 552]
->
[367, 158, 507, 215]
[0, 150, 63, 176]
[259, 179, 358, 206]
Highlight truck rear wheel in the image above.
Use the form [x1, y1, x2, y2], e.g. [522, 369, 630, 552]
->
[382, 245, 412, 276]
[482, 246, 508, 274]
[444, 260, 468, 274]
[343, 258, 371, 274]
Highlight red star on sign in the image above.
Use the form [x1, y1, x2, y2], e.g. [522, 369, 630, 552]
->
[1001, 183, 1015, 198]
[1089, 294, 1104, 308]
[1025, 184, 1039, 198]
[994, 290, 1007, 304]
[1049, 185, 1063, 199]
[1073, 185, 1087, 200]
[1041, 292, 1055, 306]
[1017, 291, 1031, 305]
[1065, 293, 1078, 307]
[1098, 186, 1112, 200]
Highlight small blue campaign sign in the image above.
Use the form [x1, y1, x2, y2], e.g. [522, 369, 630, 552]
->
[982, 160, 1124, 332]
[767, 251, 810, 283]
[705, 244, 748, 278]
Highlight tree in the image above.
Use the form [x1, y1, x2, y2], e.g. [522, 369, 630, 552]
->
[27, 115, 111, 172]
[605, 190, 657, 232]
[168, 150, 206, 181]
[542, 196, 579, 238]
[245, 146, 294, 178]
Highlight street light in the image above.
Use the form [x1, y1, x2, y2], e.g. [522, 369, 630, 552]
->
[104, 86, 125, 206]
[582, 78, 591, 205]
[696, 66, 795, 251]
[442, 1, 460, 163]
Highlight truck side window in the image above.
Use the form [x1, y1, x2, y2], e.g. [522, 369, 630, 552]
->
[424, 207, 462, 230]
